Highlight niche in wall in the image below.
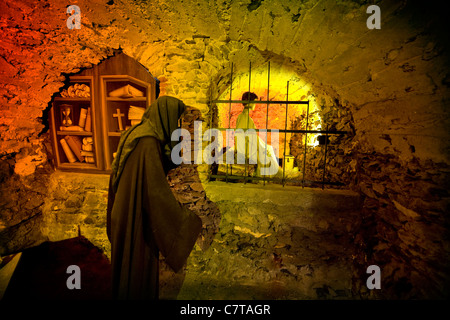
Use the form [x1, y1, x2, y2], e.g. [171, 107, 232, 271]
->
[49, 52, 157, 173]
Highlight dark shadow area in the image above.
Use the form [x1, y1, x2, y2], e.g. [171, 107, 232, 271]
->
[3, 236, 111, 300]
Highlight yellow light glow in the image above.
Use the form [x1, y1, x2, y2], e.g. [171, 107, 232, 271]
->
[217, 63, 322, 154]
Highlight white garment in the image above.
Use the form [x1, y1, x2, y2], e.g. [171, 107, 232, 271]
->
[233, 110, 279, 176]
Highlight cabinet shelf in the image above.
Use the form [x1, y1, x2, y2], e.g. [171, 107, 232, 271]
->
[108, 132, 123, 137]
[106, 97, 147, 102]
[54, 97, 91, 102]
[56, 131, 93, 136]
[58, 163, 98, 169]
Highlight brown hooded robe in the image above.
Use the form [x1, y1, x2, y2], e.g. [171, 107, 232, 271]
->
[107, 96, 202, 300]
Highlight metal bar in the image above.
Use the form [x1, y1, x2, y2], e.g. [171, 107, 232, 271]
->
[282, 81, 289, 187]
[228, 63, 233, 129]
[226, 62, 234, 183]
[209, 174, 345, 186]
[244, 61, 252, 184]
[212, 100, 309, 105]
[264, 61, 270, 186]
[207, 85, 213, 182]
[302, 101, 310, 188]
[322, 124, 329, 190]
[214, 128, 347, 134]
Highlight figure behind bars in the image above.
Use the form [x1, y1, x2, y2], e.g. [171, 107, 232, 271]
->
[235, 91, 281, 177]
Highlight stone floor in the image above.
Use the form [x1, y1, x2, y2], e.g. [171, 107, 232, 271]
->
[4, 172, 363, 300]
[162, 182, 362, 300]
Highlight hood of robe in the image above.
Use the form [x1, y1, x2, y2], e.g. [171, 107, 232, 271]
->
[111, 95, 186, 191]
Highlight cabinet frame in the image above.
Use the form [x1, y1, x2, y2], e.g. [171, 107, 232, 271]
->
[49, 53, 156, 173]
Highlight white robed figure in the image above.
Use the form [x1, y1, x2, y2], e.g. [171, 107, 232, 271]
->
[234, 92, 280, 177]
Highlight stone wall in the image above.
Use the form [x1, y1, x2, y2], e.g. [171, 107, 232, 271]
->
[40, 172, 111, 255]
[0, 158, 51, 255]
[289, 96, 356, 187]
[352, 151, 450, 298]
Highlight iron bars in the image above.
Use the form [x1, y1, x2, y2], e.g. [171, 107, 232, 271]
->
[207, 62, 346, 188]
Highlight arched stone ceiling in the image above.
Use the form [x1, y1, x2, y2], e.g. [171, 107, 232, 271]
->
[1, 0, 448, 163]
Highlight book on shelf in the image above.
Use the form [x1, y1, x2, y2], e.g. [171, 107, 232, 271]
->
[59, 135, 96, 164]
[128, 105, 145, 119]
[129, 105, 145, 126]
[109, 84, 144, 98]
[81, 137, 95, 162]
[78, 108, 87, 127]
[84, 107, 92, 132]
[64, 136, 85, 162]
[82, 137, 93, 151]
[59, 125, 84, 132]
[60, 138, 77, 163]
[60, 139, 76, 163]
[80, 150, 94, 157]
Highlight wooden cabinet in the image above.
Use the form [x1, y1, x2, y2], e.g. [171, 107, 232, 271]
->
[50, 52, 156, 173]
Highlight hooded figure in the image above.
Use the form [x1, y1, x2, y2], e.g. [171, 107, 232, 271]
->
[107, 96, 202, 300]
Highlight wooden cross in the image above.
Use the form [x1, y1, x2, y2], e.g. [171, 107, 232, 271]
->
[113, 108, 125, 131]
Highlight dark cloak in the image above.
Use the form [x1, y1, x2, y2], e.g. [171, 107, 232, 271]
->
[107, 96, 202, 300]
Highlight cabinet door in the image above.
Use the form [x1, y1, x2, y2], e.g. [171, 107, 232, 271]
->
[50, 76, 101, 171]
[100, 75, 151, 170]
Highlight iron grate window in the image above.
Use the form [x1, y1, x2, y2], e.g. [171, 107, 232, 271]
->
[205, 62, 348, 189]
